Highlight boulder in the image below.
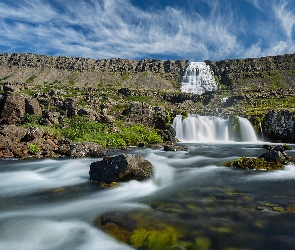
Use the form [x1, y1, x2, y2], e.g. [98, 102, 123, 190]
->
[25, 96, 42, 116]
[70, 142, 106, 158]
[0, 94, 26, 124]
[21, 127, 45, 142]
[259, 144, 292, 163]
[89, 154, 154, 184]
[0, 125, 27, 142]
[77, 108, 99, 122]
[39, 111, 62, 125]
[262, 110, 295, 142]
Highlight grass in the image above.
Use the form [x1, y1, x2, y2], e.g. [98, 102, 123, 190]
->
[20, 114, 162, 147]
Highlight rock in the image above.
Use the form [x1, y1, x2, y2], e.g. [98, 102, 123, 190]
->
[21, 127, 44, 142]
[223, 144, 292, 170]
[166, 124, 177, 143]
[70, 142, 106, 158]
[122, 102, 154, 127]
[262, 110, 295, 142]
[94, 210, 181, 250]
[24, 96, 42, 115]
[78, 108, 99, 122]
[259, 144, 291, 163]
[63, 98, 77, 118]
[0, 125, 27, 141]
[57, 138, 71, 156]
[89, 154, 154, 184]
[0, 94, 26, 124]
[118, 88, 131, 96]
[164, 144, 187, 152]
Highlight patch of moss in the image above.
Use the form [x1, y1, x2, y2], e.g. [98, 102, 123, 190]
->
[129, 227, 179, 250]
[223, 156, 285, 170]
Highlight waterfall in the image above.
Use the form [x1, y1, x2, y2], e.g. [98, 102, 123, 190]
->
[239, 117, 258, 142]
[172, 115, 258, 142]
[181, 62, 217, 95]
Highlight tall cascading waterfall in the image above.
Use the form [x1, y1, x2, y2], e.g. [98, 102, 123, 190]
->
[181, 62, 218, 94]
[172, 115, 258, 142]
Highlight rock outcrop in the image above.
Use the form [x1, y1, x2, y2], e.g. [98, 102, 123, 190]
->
[223, 144, 292, 170]
[70, 142, 106, 158]
[262, 110, 295, 142]
[89, 154, 154, 184]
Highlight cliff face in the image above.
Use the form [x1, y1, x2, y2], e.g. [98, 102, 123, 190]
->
[205, 53, 295, 93]
[0, 53, 189, 91]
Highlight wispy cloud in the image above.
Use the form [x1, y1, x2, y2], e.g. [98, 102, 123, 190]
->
[273, 0, 295, 38]
[0, 0, 293, 61]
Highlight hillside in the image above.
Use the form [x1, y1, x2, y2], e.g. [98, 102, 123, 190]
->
[0, 52, 295, 158]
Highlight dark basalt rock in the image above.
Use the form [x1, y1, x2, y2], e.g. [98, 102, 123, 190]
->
[70, 142, 106, 158]
[262, 110, 295, 142]
[223, 144, 292, 170]
[164, 144, 187, 152]
[89, 154, 154, 184]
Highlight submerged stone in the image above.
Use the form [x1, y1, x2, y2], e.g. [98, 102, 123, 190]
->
[94, 210, 182, 250]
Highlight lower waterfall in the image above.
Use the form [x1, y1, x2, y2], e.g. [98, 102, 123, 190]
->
[172, 115, 258, 142]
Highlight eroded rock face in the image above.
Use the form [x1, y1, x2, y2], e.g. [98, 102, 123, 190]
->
[262, 110, 295, 142]
[89, 154, 154, 184]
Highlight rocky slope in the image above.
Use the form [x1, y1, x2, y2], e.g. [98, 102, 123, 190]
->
[0, 52, 295, 158]
[0, 53, 189, 92]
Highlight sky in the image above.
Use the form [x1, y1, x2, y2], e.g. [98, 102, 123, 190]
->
[0, 0, 294, 61]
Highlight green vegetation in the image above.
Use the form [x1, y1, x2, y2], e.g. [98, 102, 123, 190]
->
[129, 227, 178, 250]
[26, 75, 36, 83]
[28, 143, 40, 154]
[0, 74, 12, 81]
[223, 156, 285, 170]
[20, 114, 42, 127]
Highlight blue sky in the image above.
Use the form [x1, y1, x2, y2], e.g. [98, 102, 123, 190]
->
[0, 0, 294, 61]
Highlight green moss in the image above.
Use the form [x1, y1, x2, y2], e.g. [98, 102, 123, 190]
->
[223, 156, 285, 170]
[228, 116, 241, 141]
[129, 227, 179, 250]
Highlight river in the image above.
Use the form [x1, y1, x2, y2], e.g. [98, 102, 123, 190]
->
[0, 143, 295, 249]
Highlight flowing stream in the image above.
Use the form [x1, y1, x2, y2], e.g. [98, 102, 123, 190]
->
[1, 143, 295, 250]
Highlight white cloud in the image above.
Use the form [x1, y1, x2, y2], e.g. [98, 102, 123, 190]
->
[273, 0, 295, 38]
[0, 0, 293, 61]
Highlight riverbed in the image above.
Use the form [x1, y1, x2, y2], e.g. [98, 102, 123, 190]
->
[0, 143, 295, 249]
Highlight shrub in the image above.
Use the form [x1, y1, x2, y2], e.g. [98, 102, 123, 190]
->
[28, 143, 40, 154]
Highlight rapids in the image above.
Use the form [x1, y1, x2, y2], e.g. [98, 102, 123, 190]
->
[1, 143, 295, 249]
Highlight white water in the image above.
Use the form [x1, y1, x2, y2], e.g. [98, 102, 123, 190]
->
[239, 117, 259, 142]
[173, 115, 258, 142]
[1, 145, 295, 249]
[181, 62, 217, 94]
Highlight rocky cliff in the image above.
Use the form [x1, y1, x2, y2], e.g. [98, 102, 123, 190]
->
[0, 53, 189, 92]
[0, 52, 295, 153]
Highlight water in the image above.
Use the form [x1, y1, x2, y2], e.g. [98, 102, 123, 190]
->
[1, 144, 295, 250]
[181, 62, 217, 94]
[173, 115, 258, 142]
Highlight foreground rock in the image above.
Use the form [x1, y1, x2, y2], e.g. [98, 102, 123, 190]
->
[223, 144, 292, 170]
[89, 154, 154, 184]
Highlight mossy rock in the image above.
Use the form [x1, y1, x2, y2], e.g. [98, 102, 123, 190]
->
[94, 210, 183, 250]
[223, 156, 285, 170]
